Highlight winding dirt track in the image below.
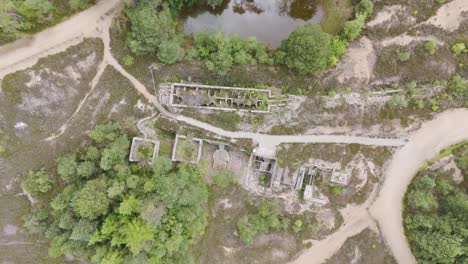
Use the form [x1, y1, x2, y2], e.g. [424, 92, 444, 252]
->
[370, 108, 468, 264]
[0, 0, 121, 79]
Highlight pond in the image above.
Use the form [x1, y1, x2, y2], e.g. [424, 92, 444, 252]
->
[182, 0, 334, 47]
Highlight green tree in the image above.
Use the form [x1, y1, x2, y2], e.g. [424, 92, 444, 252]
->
[123, 219, 154, 255]
[126, 0, 177, 55]
[73, 178, 109, 220]
[77, 161, 96, 179]
[118, 195, 140, 216]
[280, 24, 334, 74]
[0, 0, 23, 35]
[18, 0, 54, 23]
[57, 154, 78, 182]
[407, 189, 438, 211]
[21, 169, 52, 195]
[70, 219, 97, 242]
[157, 39, 185, 64]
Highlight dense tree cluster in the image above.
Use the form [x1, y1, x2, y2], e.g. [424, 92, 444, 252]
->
[124, 0, 374, 75]
[404, 143, 468, 264]
[22, 123, 209, 264]
[193, 32, 273, 75]
[0, 0, 94, 43]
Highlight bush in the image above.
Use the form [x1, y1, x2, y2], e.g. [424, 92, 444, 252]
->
[396, 48, 411, 62]
[292, 219, 303, 233]
[123, 55, 135, 66]
[355, 0, 374, 16]
[280, 25, 334, 74]
[342, 13, 366, 41]
[388, 94, 409, 109]
[157, 39, 184, 64]
[424, 41, 438, 55]
[451, 42, 466, 55]
[448, 75, 467, 98]
[21, 169, 52, 195]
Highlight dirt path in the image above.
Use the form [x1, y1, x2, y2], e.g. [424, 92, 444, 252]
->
[291, 108, 468, 264]
[292, 188, 379, 264]
[370, 108, 468, 264]
[0, 0, 122, 80]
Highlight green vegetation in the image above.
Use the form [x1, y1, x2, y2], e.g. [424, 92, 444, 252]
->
[404, 142, 468, 264]
[396, 48, 411, 62]
[451, 42, 466, 55]
[277, 24, 335, 74]
[21, 169, 52, 195]
[126, 0, 178, 56]
[0, 0, 94, 44]
[136, 143, 154, 161]
[237, 201, 289, 244]
[175, 137, 198, 162]
[193, 32, 273, 75]
[157, 38, 185, 64]
[22, 123, 209, 263]
[448, 74, 467, 98]
[212, 170, 237, 188]
[424, 41, 438, 55]
[123, 0, 372, 75]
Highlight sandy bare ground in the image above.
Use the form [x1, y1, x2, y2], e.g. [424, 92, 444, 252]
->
[292, 188, 379, 264]
[370, 108, 468, 264]
[334, 37, 376, 85]
[0, 0, 122, 80]
[424, 0, 468, 31]
[292, 108, 468, 264]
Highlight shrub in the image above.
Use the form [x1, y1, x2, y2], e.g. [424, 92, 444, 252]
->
[396, 48, 411, 62]
[123, 55, 135, 66]
[448, 75, 467, 98]
[355, 0, 374, 16]
[451, 42, 466, 55]
[292, 219, 303, 233]
[424, 41, 438, 55]
[342, 13, 366, 41]
[157, 39, 184, 64]
[388, 94, 409, 109]
[22, 169, 52, 195]
[280, 25, 334, 74]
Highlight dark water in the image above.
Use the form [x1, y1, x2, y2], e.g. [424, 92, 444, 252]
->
[182, 0, 324, 47]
